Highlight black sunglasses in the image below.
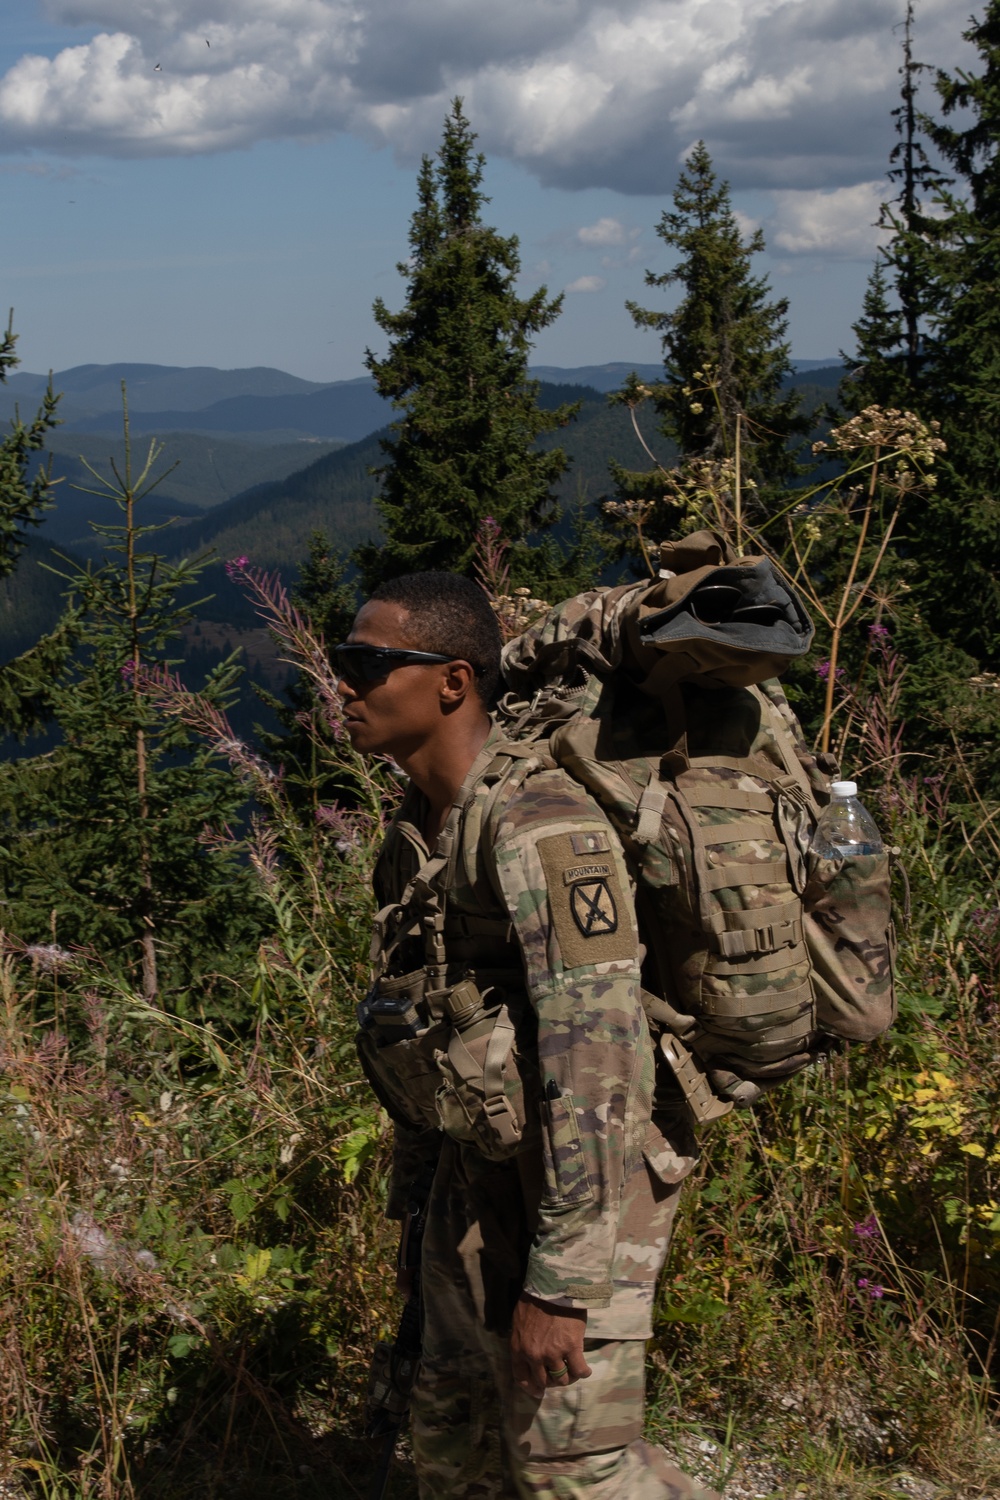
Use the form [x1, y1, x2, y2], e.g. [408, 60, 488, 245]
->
[331, 642, 457, 685]
[687, 584, 784, 628]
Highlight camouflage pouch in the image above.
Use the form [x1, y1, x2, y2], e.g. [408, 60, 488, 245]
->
[804, 849, 896, 1041]
[431, 983, 534, 1162]
[356, 970, 448, 1132]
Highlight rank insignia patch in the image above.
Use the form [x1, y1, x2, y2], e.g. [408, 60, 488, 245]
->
[570, 878, 619, 937]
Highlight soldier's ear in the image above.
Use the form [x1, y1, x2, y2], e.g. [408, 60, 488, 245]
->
[439, 659, 477, 706]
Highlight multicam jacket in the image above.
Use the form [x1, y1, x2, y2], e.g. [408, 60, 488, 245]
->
[369, 727, 691, 1310]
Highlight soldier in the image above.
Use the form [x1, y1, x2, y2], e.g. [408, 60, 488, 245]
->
[338, 570, 719, 1500]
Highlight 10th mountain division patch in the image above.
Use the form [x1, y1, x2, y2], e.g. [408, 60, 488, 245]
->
[570, 878, 619, 937]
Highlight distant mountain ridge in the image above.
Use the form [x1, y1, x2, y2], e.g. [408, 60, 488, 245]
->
[2, 363, 330, 413]
[70, 383, 393, 444]
[3, 359, 844, 443]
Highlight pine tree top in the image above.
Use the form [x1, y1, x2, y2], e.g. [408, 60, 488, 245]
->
[622, 140, 805, 492]
[356, 101, 577, 591]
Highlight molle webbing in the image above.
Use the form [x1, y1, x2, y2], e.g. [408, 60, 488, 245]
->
[701, 858, 787, 892]
[371, 738, 518, 978]
[708, 897, 801, 937]
[697, 981, 813, 1021]
[672, 775, 815, 1051]
[683, 785, 775, 813]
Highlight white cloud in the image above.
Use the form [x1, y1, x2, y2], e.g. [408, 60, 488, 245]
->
[565, 274, 606, 293]
[577, 216, 627, 247]
[0, 0, 975, 198]
[732, 208, 761, 242]
[768, 181, 890, 258]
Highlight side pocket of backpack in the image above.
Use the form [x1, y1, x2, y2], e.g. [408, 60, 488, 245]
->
[803, 850, 896, 1042]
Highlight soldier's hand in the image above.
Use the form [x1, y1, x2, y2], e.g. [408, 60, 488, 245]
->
[510, 1293, 592, 1398]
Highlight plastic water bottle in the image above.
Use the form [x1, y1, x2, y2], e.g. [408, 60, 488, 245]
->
[809, 781, 883, 858]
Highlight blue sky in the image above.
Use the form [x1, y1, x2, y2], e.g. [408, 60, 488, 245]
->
[0, 0, 974, 382]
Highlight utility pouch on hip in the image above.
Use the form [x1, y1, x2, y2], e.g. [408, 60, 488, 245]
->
[430, 980, 532, 1162]
[356, 969, 446, 1132]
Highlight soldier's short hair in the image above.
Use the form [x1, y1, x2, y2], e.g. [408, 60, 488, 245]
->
[370, 571, 502, 705]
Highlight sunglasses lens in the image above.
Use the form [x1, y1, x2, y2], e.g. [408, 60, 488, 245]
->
[689, 584, 743, 624]
[333, 647, 380, 684]
[732, 603, 784, 626]
[333, 644, 457, 685]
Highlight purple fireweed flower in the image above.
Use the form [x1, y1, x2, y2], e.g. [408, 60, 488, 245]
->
[868, 621, 891, 641]
[857, 1278, 885, 1299]
[224, 555, 250, 580]
[853, 1213, 880, 1240]
[816, 660, 846, 682]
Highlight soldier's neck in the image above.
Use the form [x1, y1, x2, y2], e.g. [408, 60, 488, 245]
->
[398, 711, 492, 848]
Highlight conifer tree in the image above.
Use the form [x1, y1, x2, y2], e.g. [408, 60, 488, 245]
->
[610, 141, 806, 555]
[840, 263, 907, 412]
[841, 4, 944, 414]
[355, 101, 577, 591]
[0, 397, 263, 1001]
[907, 0, 1000, 661]
[0, 313, 80, 732]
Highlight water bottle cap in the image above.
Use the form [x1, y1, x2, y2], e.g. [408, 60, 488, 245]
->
[830, 780, 857, 798]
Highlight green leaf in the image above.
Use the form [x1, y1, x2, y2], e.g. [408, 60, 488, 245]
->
[224, 1179, 255, 1224]
[167, 1333, 200, 1359]
[660, 1294, 729, 1326]
[242, 1248, 272, 1284]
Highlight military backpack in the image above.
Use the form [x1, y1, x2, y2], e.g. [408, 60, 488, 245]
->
[497, 530, 897, 1123]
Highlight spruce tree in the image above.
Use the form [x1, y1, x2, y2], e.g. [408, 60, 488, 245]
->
[0, 398, 263, 1002]
[839, 263, 909, 412]
[909, 0, 1000, 662]
[840, 4, 944, 415]
[355, 101, 577, 591]
[610, 141, 806, 559]
[0, 313, 80, 732]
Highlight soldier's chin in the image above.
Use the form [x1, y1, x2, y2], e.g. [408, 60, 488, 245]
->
[343, 717, 380, 752]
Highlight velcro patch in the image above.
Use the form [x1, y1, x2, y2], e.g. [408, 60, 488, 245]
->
[570, 829, 611, 856]
[537, 830, 636, 970]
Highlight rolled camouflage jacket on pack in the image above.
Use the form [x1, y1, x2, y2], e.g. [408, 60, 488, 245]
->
[373, 725, 669, 1310]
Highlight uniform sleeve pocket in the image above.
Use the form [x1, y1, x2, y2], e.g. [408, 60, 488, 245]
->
[540, 1091, 595, 1208]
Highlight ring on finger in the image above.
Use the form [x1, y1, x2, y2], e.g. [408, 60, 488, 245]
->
[546, 1364, 568, 1381]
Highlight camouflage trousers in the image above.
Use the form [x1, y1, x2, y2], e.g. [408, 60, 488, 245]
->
[411, 1135, 719, 1500]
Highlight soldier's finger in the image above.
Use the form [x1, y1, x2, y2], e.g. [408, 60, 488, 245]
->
[565, 1346, 593, 1384]
[510, 1348, 543, 1398]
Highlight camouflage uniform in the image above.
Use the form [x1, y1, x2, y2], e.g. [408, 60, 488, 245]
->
[365, 730, 718, 1500]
